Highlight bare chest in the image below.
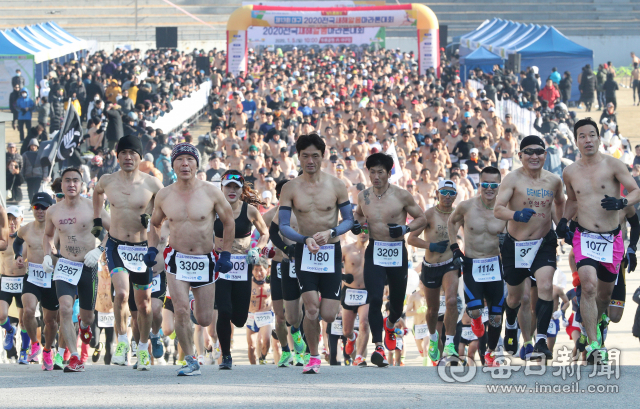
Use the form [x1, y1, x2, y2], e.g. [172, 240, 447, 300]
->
[164, 192, 214, 222]
[105, 182, 152, 211]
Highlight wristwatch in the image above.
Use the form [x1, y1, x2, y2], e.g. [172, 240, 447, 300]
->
[621, 198, 629, 207]
[330, 228, 337, 238]
[98, 245, 105, 253]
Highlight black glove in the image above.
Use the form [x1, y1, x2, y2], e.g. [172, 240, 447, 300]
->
[450, 243, 464, 268]
[513, 208, 536, 223]
[555, 217, 574, 245]
[140, 213, 151, 229]
[601, 195, 628, 211]
[428, 240, 449, 253]
[143, 247, 159, 267]
[91, 218, 103, 238]
[388, 223, 410, 238]
[351, 220, 362, 235]
[342, 273, 354, 284]
[627, 247, 637, 273]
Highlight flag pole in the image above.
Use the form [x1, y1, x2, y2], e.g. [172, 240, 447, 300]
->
[39, 102, 72, 192]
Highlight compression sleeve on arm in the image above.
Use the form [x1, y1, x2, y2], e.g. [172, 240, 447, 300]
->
[628, 213, 640, 248]
[334, 201, 355, 237]
[269, 222, 288, 252]
[13, 235, 24, 258]
[278, 206, 308, 244]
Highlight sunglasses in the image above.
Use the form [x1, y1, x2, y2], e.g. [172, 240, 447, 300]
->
[522, 148, 546, 156]
[480, 182, 501, 189]
[32, 204, 49, 210]
[223, 173, 244, 182]
[55, 193, 65, 199]
[438, 189, 457, 196]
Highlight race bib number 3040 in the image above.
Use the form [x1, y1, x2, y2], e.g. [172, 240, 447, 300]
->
[175, 253, 209, 283]
[301, 244, 335, 273]
[53, 258, 84, 286]
[117, 245, 147, 273]
[373, 241, 403, 267]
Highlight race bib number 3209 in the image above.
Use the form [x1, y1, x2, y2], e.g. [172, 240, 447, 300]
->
[373, 241, 403, 267]
[301, 244, 335, 273]
[175, 253, 209, 283]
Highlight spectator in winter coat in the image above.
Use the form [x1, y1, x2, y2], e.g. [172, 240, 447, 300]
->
[119, 89, 135, 114]
[155, 147, 176, 186]
[12, 69, 25, 88]
[603, 73, 619, 109]
[9, 84, 21, 130]
[579, 64, 597, 111]
[21, 138, 44, 201]
[37, 96, 50, 129]
[6, 160, 24, 204]
[538, 79, 560, 109]
[105, 79, 122, 104]
[16, 88, 35, 142]
[49, 87, 66, 133]
[559, 71, 572, 104]
[104, 101, 124, 150]
[139, 153, 163, 180]
[521, 69, 539, 97]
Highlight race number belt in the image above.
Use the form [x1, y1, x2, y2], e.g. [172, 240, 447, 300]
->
[301, 244, 335, 273]
[27, 262, 51, 288]
[344, 288, 367, 306]
[373, 241, 403, 267]
[471, 256, 501, 282]
[219, 254, 248, 281]
[175, 253, 209, 283]
[117, 245, 147, 273]
[53, 258, 84, 286]
[514, 238, 543, 269]
[1, 276, 23, 293]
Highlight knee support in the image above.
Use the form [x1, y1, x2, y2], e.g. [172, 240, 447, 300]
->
[466, 307, 482, 319]
[488, 314, 502, 328]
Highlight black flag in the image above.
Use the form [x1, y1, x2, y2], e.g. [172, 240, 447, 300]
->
[55, 102, 83, 162]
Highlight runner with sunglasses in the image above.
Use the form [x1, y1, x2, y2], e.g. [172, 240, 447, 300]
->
[13, 193, 58, 369]
[91, 135, 164, 370]
[278, 133, 354, 374]
[409, 179, 460, 364]
[354, 152, 426, 367]
[212, 170, 270, 370]
[145, 143, 235, 376]
[43, 167, 111, 372]
[494, 135, 565, 361]
[559, 118, 640, 363]
[447, 167, 507, 367]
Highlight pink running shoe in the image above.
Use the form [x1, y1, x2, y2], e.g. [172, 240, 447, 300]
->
[29, 342, 42, 363]
[42, 349, 54, 371]
[303, 357, 321, 374]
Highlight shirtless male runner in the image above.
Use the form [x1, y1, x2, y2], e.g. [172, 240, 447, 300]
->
[494, 135, 565, 360]
[558, 118, 640, 362]
[408, 180, 460, 363]
[145, 143, 235, 376]
[15, 193, 59, 369]
[448, 167, 507, 366]
[341, 230, 371, 367]
[92, 135, 164, 370]
[279, 133, 355, 374]
[355, 153, 426, 367]
[1, 206, 27, 363]
[406, 281, 428, 364]
[43, 167, 111, 372]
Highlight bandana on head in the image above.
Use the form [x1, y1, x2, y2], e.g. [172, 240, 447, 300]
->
[171, 143, 200, 168]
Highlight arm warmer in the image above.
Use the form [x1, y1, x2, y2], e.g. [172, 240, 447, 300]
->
[278, 206, 308, 244]
[334, 201, 355, 237]
[13, 235, 24, 258]
[269, 222, 288, 252]
[628, 213, 640, 249]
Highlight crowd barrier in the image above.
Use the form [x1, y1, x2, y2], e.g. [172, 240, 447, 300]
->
[152, 80, 211, 134]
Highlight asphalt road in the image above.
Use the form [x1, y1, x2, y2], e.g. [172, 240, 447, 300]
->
[0, 363, 632, 408]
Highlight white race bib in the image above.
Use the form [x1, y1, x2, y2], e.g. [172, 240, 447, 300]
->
[414, 323, 429, 340]
[580, 233, 614, 264]
[461, 326, 477, 341]
[117, 245, 147, 273]
[97, 312, 115, 328]
[27, 262, 51, 288]
[151, 275, 162, 293]
[354, 314, 360, 329]
[471, 256, 501, 282]
[289, 262, 296, 278]
[175, 253, 209, 283]
[481, 306, 489, 323]
[254, 311, 274, 328]
[373, 241, 403, 267]
[276, 263, 282, 279]
[344, 288, 367, 306]
[246, 313, 255, 327]
[219, 254, 248, 281]
[330, 319, 343, 336]
[438, 295, 446, 315]
[301, 244, 335, 273]
[547, 319, 557, 335]
[1, 276, 23, 293]
[53, 258, 84, 286]
[514, 238, 543, 269]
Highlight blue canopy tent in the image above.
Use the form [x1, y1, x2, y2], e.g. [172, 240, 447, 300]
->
[1, 22, 87, 108]
[459, 47, 504, 82]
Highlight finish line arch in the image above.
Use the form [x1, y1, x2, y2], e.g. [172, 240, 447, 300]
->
[226, 4, 439, 76]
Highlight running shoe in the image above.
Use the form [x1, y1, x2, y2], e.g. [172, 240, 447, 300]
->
[485, 351, 500, 367]
[112, 341, 130, 366]
[42, 349, 53, 371]
[18, 350, 29, 365]
[345, 333, 357, 356]
[422, 356, 430, 366]
[28, 343, 42, 363]
[78, 319, 93, 345]
[63, 348, 70, 362]
[353, 356, 366, 367]
[577, 333, 587, 352]
[219, 355, 232, 370]
[214, 343, 221, 360]
[291, 330, 306, 354]
[176, 359, 186, 366]
[503, 327, 518, 355]
[586, 341, 601, 364]
[3, 325, 16, 350]
[532, 339, 553, 360]
[519, 343, 534, 360]
[53, 353, 64, 370]
[64, 355, 85, 372]
[443, 342, 459, 359]
[132, 362, 138, 370]
[198, 355, 205, 366]
[137, 350, 151, 371]
[177, 355, 201, 376]
[294, 353, 304, 366]
[131, 340, 137, 358]
[259, 358, 267, 365]
[278, 351, 292, 368]
[303, 356, 321, 374]
[80, 342, 90, 363]
[92, 342, 103, 363]
[150, 333, 164, 359]
[370, 345, 389, 367]
[471, 317, 485, 337]
[427, 332, 440, 362]
[383, 317, 397, 350]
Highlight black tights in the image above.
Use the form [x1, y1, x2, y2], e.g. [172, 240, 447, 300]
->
[215, 275, 252, 356]
[91, 310, 115, 351]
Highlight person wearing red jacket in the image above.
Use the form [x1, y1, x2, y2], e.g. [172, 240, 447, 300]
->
[538, 79, 561, 109]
